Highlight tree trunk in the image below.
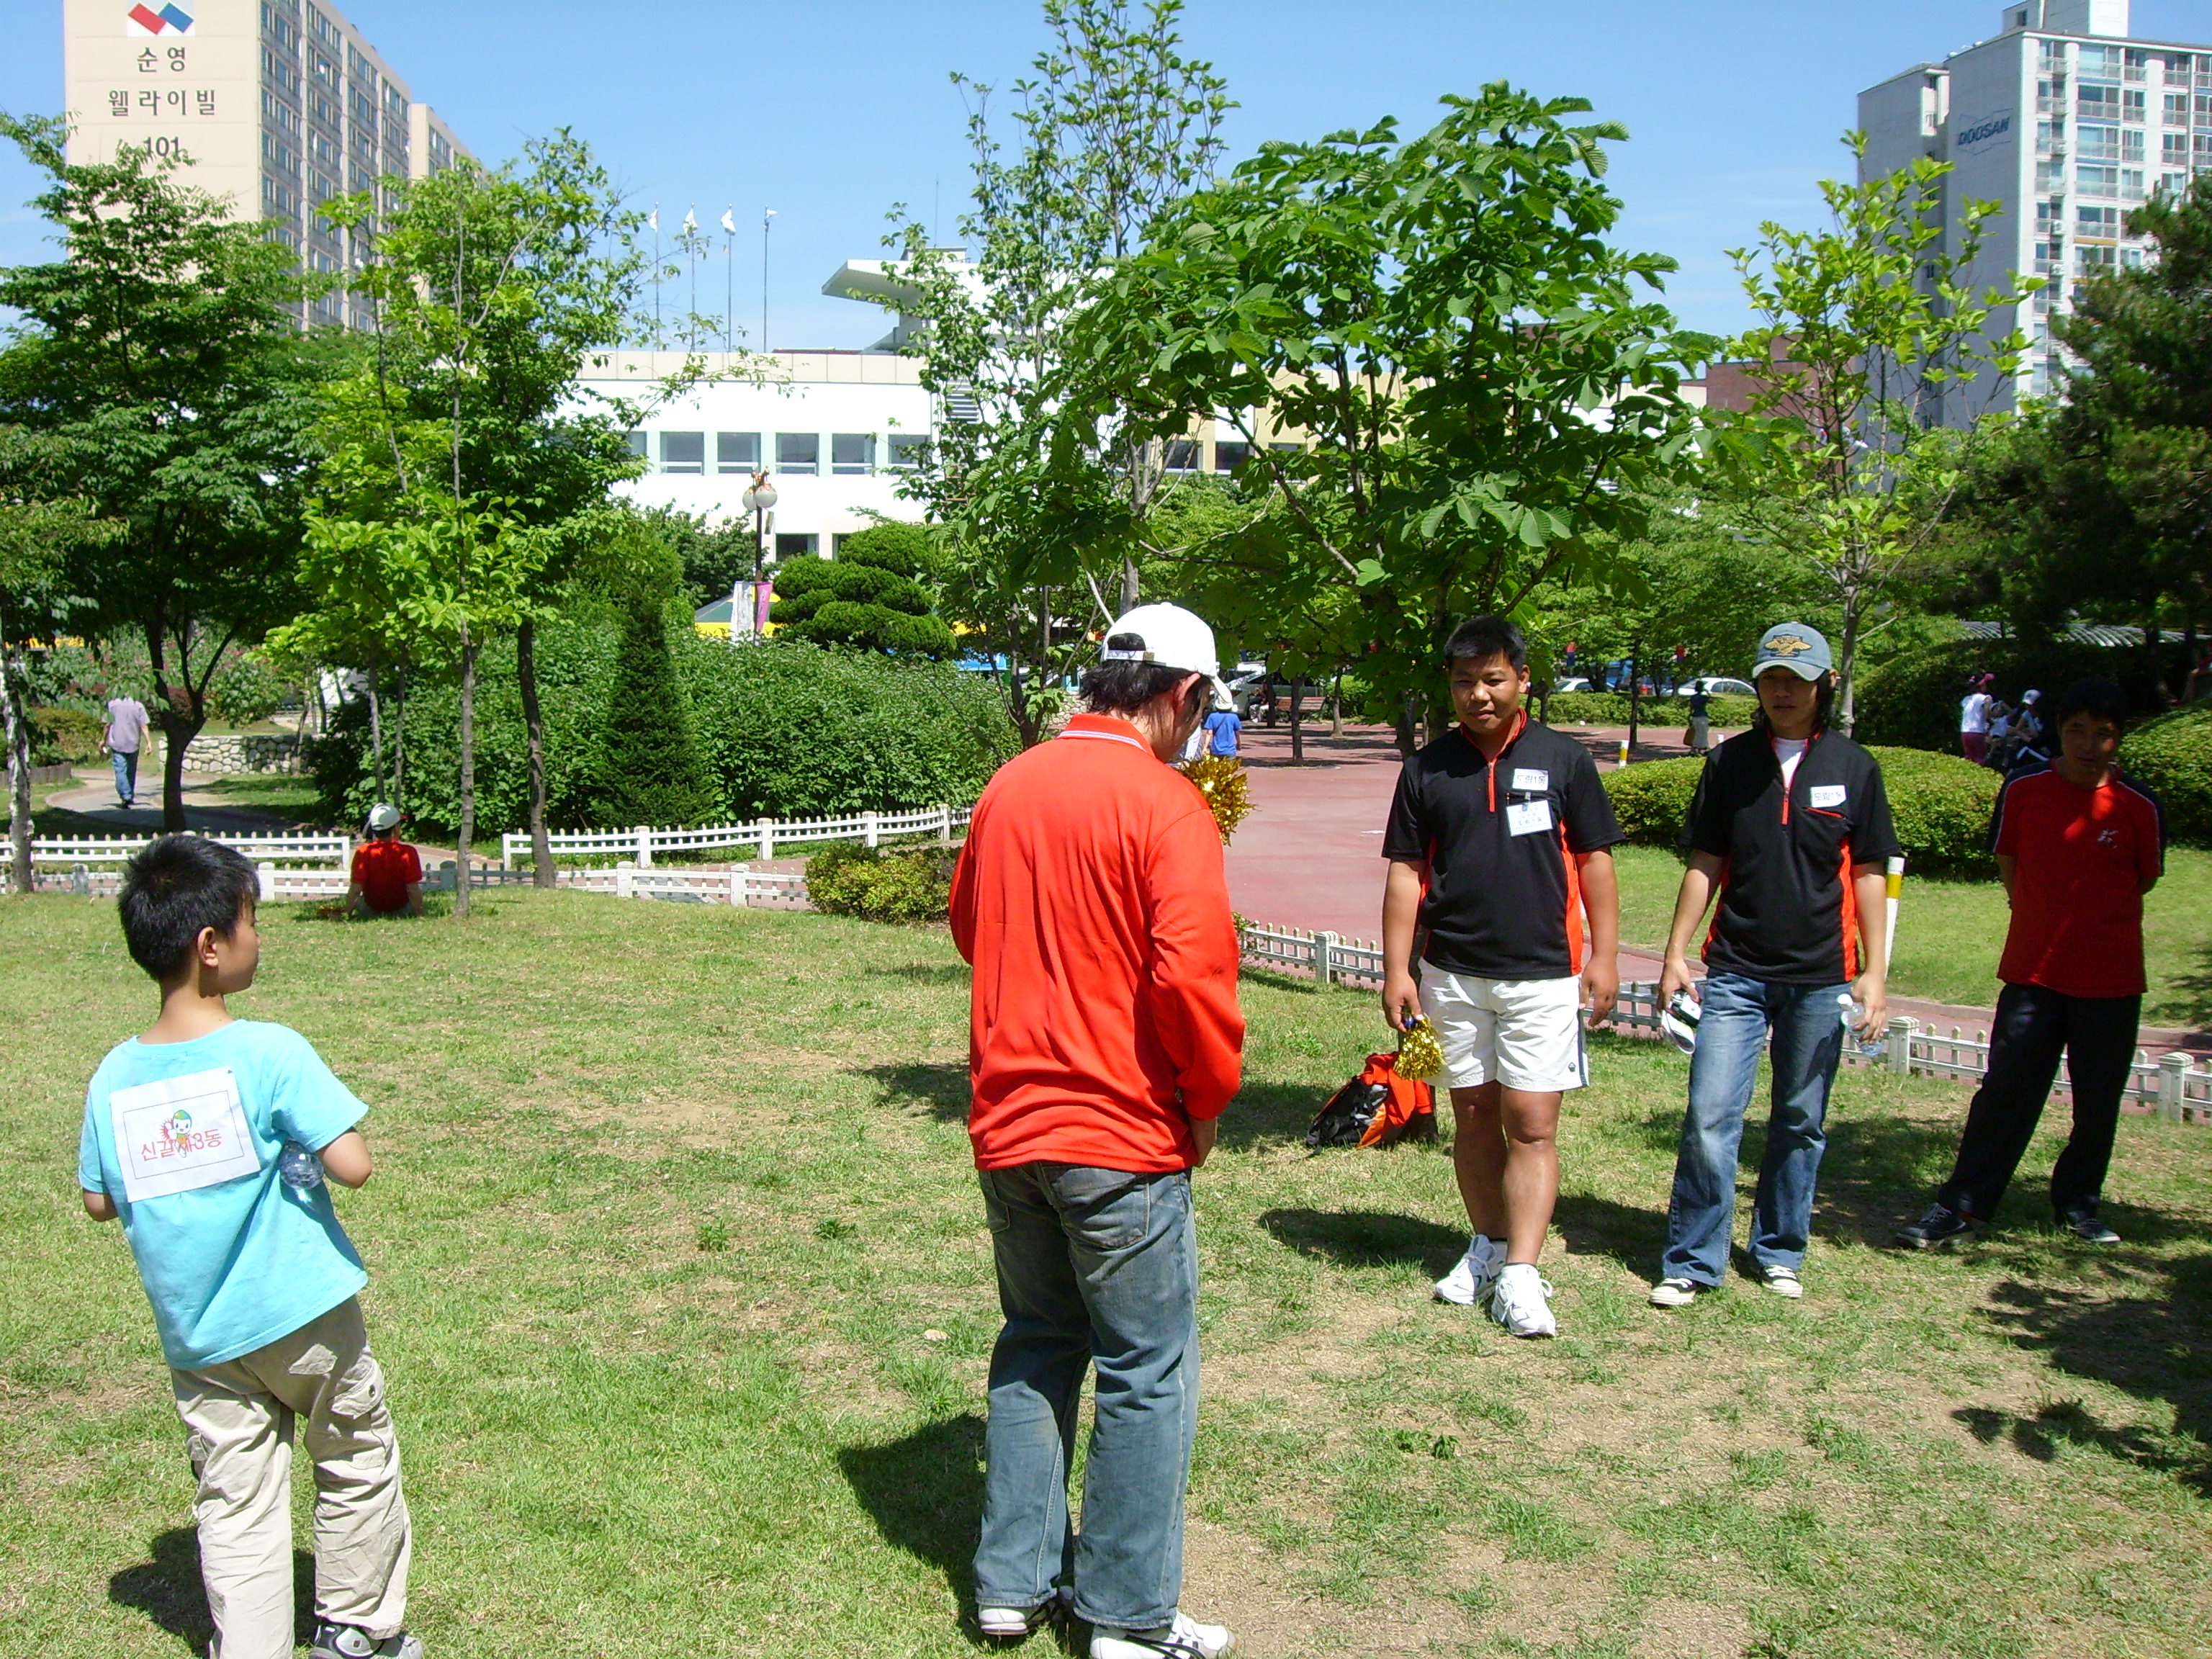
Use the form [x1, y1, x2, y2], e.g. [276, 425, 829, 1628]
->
[1288, 679, 1305, 764]
[391, 667, 407, 815]
[1627, 646, 1642, 751]
[366, 665, 387, 801]
[3, 639, 32, 898]
[518, 616, 554, 886]
[1120, 556, 1140, 614]
[1835, 603, 1861, 737]
[1330, 670, 1343, 739]
[454, 630, 477, 920]
[2144, 601, 2170, 705]
[1394, 695, 1419, 760]
[158, 711, 202, 835]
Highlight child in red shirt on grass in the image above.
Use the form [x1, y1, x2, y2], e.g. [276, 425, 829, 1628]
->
[1897, 680, 2165, 1249]
[347, 805, 423, 919]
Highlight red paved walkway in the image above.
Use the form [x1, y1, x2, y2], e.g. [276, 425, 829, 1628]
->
[1222, 722, 2206, 1056]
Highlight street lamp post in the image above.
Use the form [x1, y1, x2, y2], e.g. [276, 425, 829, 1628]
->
[737, 472, 778, 639]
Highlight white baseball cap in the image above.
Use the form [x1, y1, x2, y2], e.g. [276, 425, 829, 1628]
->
[1100, 603, 1235, 711]
[366, 803, 402, 832]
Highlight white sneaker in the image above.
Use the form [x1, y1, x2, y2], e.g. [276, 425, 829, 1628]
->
[1090, 1611, 1236, 1659]
[1648, 1277, 1703, 1308]
[1488, 1262, 1557, 1338]
[1758, 1265, 1804, 1300]
[981, 1586, 1073, 1640]
[1434, 1234, 1506, 1305]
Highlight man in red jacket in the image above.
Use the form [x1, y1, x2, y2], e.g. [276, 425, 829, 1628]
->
[951, 603, 1245, 1659]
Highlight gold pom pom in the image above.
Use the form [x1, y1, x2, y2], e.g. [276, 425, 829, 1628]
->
[1179, 754, 1254, 844]
[1395, 1017, 1445, 1082]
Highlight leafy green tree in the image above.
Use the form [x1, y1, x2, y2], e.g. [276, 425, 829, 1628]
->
[314, 132, 654, 906]
[595, 595, 710, 828]
[0, 116, 332, 830]
[769, 523, 958, 657]
[1713, 133, 2038, 732]
[1061, 87, 1699, 751]
[884, 0, 1231, 743]
[0, 426, 112, 890]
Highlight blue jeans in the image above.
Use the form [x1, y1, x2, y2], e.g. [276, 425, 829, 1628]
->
[1661, 972, 1848, 1285]
[112, 747, 139, 805]
[974, 1164, 1199, 1633]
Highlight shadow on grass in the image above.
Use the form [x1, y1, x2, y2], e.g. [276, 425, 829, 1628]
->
[869, 963, 972, 987]
[2149, 940, 2212, 1037]
[1974, 1249, 2212, 1498]
[837, 1413, 1003, 1647]
[1218, 1078, 1335, 1148]
[1259, 1208, 1465, 1276]
[1552, 1191, 1669, 1279]
[855, 1061, 971, 1123]
[109, 1532, 320, 1651]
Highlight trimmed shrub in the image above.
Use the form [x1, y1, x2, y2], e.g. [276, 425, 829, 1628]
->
[1601, 743, 2000, 872]
[805, 841, 955, 923]
[1542, 692, 1756, 728]
[307, 623, 1019, 837]
[29, 706, 104, 766]
[2124, 703, 2212, 844]
[595, 599, 711, 827]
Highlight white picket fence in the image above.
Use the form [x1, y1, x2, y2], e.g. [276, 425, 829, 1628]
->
[1229, 934, 2212, 1128]
[500, 802, 971, 868]
[24, 830, 351, 869]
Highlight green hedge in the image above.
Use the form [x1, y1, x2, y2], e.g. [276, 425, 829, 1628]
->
[1542, 692, 1757, 728]
[804, 841, 956, 923]
[307, 620, 1020, 836]
[2124, 703, 2212, 844]
[29, 706, 104, 766]
[1601, 745, 2000, 873]
[1854, 634, 2172, 752]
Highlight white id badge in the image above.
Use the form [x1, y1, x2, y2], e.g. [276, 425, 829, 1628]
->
[1809, 785, 1848, 809]
[109, 1068, 261, 1203]
[1511, 768, 1550, 793]
[1506, 799, 1553, 837]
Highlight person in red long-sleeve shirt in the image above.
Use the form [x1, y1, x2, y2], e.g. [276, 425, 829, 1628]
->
[950, 603, 1244, 1659]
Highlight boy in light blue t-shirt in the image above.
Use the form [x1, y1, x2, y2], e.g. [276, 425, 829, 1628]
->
[78, 836, 423, 1659]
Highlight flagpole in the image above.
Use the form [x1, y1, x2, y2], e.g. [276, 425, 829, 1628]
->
[650, 204, 661, 348]
[685, 207, 698, 333]
[723, 207, 735, 353]
[761, 207, 777, 355]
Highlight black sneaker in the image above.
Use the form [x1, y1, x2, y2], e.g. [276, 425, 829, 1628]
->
[2059, 1209, 2120, 1244]
[1895, 1202, 1973, 1249]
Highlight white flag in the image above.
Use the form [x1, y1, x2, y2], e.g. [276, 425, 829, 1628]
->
[721, 207, 736, 235]
[648, 207, 659, 233]
[682, 207, 697, 233]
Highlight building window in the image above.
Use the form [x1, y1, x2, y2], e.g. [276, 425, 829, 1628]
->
[2197, 92, 2212, 124]
[2077, 204, 2119, 234]
[1163, 439, 1199, 472]
[2077, 45, 2121, 81]
[831, 433, 875, 475]
[2077, 244, 2117, 276]
[887, 433, 928, 470]
[716, 431, 760, 474]
[660, 431, 705, 474]
[776, 433, 819, 475]
[774, 533, 817, 561]
[1213, 441, 1251, 472]
[2077, 85, 2122, 120]
[2164, 92, 2189, 126]
[2123, 128, 2146, 161]
[624, 431, 647, 459]
[2077, 163, 2119, 197]
[2076, 123, 2119, 160]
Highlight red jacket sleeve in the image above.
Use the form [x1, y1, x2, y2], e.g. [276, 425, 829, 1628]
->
[1140, 798, 1244, 1120]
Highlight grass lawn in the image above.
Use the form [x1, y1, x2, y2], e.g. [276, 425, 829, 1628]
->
[1611, 843, 2212, 1030]
[199, 774, 325, 820]
[4, 891, 2208, 1658]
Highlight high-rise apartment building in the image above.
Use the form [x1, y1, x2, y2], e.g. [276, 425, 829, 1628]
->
[61, 0, 469, 328]
[1859, 0, 2212, 421]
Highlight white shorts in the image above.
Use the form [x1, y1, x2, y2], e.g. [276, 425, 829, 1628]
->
[1419, 965, 1588, 1093]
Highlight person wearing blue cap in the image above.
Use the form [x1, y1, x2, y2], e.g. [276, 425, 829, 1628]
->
[1648, 623, 1900, 1308]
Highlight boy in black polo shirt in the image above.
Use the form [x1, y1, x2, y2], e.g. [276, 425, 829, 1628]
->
[1382, 616, 1623, 1339]
[1650, 624, 1897, 1307]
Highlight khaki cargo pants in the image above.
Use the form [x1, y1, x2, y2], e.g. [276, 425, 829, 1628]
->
[172, 1298, 411, 1659]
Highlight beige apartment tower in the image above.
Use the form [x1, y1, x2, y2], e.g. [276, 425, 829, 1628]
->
[61, 0, 468, 328]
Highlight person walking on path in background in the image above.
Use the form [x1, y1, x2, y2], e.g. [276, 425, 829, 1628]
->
[950, 603, 1246, 1659]
[76, 836, 423, 1659]
[1684, 682, 1712, 756]
[1381, 615, 1623, 1339]
[1897, 680, 2164, 1249]
[1648, 624, 1897, 1308]
[1202, 701, 1241, 759]
[104, 688, 150, 809]
[1960, 673, 1995, 765]
[347, 805, 424, 919]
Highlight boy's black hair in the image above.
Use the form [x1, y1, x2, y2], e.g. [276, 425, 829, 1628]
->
[119, 835, 258, 981]
[1442, 615, 1527, 673]
[1082, 637, 1207, 720]
[2049, 678, 2128, 732]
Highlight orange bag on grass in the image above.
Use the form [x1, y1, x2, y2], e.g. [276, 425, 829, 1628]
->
[1305, 1053, 1438, 1149]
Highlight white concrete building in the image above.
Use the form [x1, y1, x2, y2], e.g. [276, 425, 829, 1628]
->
[62, 0, 470, 330]
[1858, 0, 2212, 420]
[592, 347, 936, 560]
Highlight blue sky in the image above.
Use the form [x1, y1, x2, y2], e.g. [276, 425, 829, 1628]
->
[4, 0, 2208, 349]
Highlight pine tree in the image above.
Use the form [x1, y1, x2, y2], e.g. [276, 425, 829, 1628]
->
[594, 598, 711, 827]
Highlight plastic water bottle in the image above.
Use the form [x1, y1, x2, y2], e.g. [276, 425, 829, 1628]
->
[1840, 993, 1887, 1062]
[278, 1143, 325, 1191]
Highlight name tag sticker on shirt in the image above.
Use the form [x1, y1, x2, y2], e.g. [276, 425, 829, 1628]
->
[1506, 799, 1554, 837]
[1511, 768, 1550, 794]
[1809, 785, 1848, 809]
[109, 1068, 261, 1204]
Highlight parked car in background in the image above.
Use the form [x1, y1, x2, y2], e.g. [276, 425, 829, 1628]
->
[1683, 676, 1755, 698]
[1550, 676, 1593, 693]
